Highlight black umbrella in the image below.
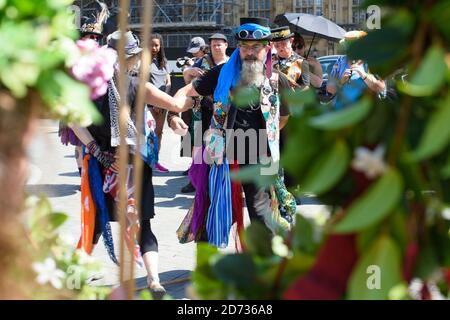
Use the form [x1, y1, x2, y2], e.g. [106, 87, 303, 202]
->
[274, 13, 346, 57]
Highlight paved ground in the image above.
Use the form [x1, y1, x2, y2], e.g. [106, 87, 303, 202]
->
[26, 119, 324, 299]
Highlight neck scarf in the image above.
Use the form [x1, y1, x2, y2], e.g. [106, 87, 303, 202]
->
[108, 76, 137, 147]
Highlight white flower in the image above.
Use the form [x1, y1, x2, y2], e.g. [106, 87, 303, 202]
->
[408, 278, 446, 300]
[32, 258, 66, 290]
[442, 208, 450, 220]
[351, 145, 387, 179]
[272, 235, 290, 258]
[408, 278, 423, 300]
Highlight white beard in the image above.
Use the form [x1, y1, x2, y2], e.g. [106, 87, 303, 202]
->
[239, 60, 265, 87]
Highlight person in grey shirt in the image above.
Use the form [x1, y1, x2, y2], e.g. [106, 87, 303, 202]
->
[149, 33, 171, 172]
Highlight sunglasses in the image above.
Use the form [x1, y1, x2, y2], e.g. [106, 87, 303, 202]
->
[237, 29, 267, 40]
[87, 34, 99, 41]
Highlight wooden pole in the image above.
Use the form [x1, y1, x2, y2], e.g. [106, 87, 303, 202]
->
[117, 0, 131, 293]
[129, 0, 154, 300]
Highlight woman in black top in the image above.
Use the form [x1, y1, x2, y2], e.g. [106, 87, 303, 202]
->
[72, 30, 193, 299]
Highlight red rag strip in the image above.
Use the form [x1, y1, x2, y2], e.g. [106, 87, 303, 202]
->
[229, 162, 244, 252]
[283, 234, 358, 300]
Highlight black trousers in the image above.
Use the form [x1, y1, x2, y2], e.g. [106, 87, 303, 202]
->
[93, 219, 158, 255]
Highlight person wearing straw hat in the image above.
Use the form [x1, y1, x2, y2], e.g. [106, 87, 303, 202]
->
[327, 31, 386, 110]
[173, 17, 295, 249]
[271, 26, 310, 90]
[70, 30, 194, 299]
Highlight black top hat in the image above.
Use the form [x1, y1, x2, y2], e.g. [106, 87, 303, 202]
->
[271, 26, 295, 42]
[236, 17, 272, 41]
[240, 17, 270, 28]
[107, 31, 143, 59]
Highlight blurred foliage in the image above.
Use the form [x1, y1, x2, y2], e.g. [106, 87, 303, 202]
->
[193, 0, 450, 300]
[0, 0, 100, 126]
[25, 195, 110, 300]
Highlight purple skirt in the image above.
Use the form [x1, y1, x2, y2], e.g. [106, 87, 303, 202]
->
[58, 124, 82, 147]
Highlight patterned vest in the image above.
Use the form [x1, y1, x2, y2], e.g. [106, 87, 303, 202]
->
[205, 72, 281, 163]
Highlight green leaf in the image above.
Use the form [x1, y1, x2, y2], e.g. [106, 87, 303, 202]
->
[411, 94, 450, 160]
[356, 224, 380, 253]
[388, 283, 410, 300]
[388, 210, 408, 253]
[348, 234, 404, 299]
[279, 252, 316, 288]
[32, 212, 68, 234]
[196, 243, 219, 268]
[292, 214, 317, 254]
[212, 254, 256, 288]
[192, 243, 225, 299]
[282, 88, 317, 108]
[38, 71, 101, 126]
[282, 117, 322, 179]
[139, 289, 153, 300]
[398, 46, 447, 97]
[413, 243, 440, 279]
[243, 222, 273, 257]
[301, 139, 350, 195]
[430, 1, 450, 43]
[30, 195, 52, 227]
[191, 272, 226, 300]
[346, 13, 414, 77]
[230, 161, 277, 189]
[333, 168, 403, 233]
[232, 87, 259, 109]
[309, 97, 372, 130]
[441, 153, 450, 179]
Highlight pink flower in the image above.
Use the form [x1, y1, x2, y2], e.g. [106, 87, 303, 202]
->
[70, 39, 116, 99]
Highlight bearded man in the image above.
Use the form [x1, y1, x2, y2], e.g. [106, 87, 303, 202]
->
[173, 17, 295, 248]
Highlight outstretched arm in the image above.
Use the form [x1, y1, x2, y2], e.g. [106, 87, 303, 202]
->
[174, 82, 201, 99]
[144, 82, 193, 113]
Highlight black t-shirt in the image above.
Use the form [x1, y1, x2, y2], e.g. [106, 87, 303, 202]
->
[88, 76, 140, 153]
[193, 64, 290, 128]
[193, 64, 291, 163]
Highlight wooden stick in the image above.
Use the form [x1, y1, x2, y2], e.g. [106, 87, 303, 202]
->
[117, 0, 131, 296]
[129, 0, 154, 300]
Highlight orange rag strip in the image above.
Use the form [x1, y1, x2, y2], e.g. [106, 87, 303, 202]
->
[77, 154, 96, 254]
